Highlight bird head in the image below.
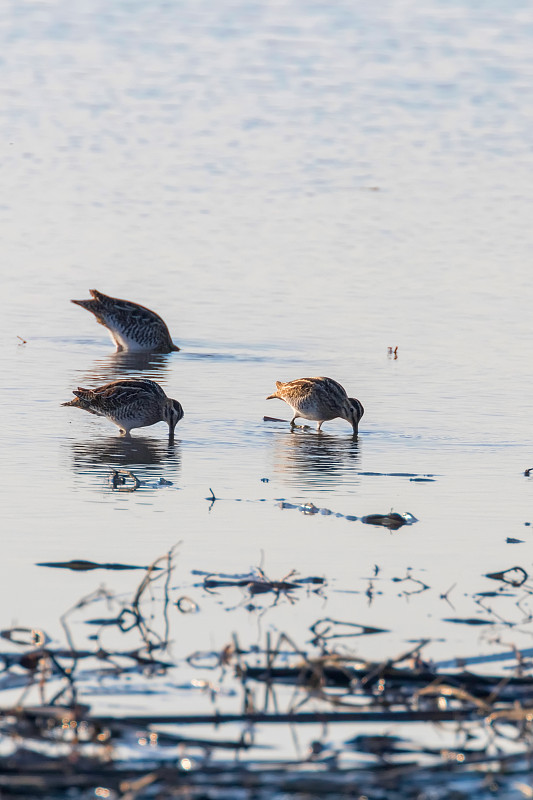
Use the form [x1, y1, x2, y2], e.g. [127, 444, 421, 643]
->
[164, 398, 184, 441]
[343, 397, 364, 436]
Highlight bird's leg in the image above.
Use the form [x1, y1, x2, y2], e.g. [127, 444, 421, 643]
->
[290, 415, 311, 431]
[316, 421, 323, 432]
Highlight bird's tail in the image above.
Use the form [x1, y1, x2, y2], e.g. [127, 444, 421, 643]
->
[71, 289, 108, 313]
[61, 388, 94, 408]
[266, 381, 284, 399]
[61, 397, 80, 407]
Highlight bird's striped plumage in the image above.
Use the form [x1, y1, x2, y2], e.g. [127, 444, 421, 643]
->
[267, 376, 364, 434]
[71, 290, 179, 353]
[62, 378, 184, 440]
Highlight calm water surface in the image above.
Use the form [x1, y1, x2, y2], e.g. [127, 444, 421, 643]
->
[2, 0, 533, 785]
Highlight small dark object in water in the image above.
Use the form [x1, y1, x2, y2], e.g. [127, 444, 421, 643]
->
[506, 537, 524, 544]
[110, 469, 140, 491]
[310, 617, 388, 643]
[36, 560, 158, 572]
[361, 512, 416, 530]
[1, 627, 47, 646]
[187, 650, 225, 670]
[485, 566, 528, 587]
[16, 335, 27, 345]
[201, 567, 321, 606]
[443, 617, 494, 626]
[176, 596, 199, 614]
[524, 467, 533, 476]
[346, 733, 405, 755]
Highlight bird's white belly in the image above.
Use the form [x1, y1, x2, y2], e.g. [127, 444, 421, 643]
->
[110, 330, 150, 352]
[291, 401, 333, 421]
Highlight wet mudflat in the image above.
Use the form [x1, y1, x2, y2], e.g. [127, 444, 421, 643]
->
[3, 0, 533, 797]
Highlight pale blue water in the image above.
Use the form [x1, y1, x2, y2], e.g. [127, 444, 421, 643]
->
[2, 0, 533, 792]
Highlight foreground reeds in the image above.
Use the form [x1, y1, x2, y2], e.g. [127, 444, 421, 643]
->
[1, 544, 533, 799]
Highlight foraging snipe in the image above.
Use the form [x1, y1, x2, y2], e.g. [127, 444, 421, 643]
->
[62, 378, 184, 440]
[71, 290, 179, 353]
[267, 377, 364, 434]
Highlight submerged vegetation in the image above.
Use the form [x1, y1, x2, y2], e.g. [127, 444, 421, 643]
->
[1, 541, 533, 799]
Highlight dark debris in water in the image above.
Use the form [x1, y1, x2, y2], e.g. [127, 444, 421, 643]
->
[485, 566, 528, 587]
[202, 490, 418, 531]
[109, 469, 173, 492]
[3, 546, 533, 799]
[391, 572, 429, 595]
[278, 501, 417, 528]
[110, 468, 140, 491]
[310, 617, 388, 643]
[175, 596, 200, 614]
[198, 567, 326, 608]
[36, 560, 161, 572]
[361, 512, 417, 529]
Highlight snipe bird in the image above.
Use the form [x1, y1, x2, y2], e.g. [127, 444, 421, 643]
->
[62, 378, 184, 440]
[71, 289, 179, 353]
[267, 376, 364, 434]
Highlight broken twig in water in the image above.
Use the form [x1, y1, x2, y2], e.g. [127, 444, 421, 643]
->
[36, 560, 160, 572]
[485, 566, 528, 587]
[109, 469, 140, 491]
[310, 618, 388, 644]
[200, 566, 325, 609]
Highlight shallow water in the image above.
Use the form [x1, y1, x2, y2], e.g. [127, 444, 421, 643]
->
[2, 0, 533, 792]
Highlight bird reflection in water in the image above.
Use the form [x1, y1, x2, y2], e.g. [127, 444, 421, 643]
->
[69, 435, 180, 484]
[271, 429, 361, 489]
[75, 351, 172, 385]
